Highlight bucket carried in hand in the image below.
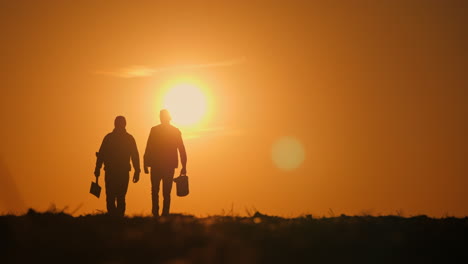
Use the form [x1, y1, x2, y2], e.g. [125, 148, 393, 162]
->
[89, 177, 101, 198]
[173, 174, 189, 197]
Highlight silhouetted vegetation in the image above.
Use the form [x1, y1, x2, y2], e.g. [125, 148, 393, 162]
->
[1, 209, 467, 263]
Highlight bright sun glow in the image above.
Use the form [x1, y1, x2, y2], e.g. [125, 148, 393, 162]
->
[162, 83, 208, 127]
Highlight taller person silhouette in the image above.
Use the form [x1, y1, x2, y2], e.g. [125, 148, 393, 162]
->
[144, 109, 187, 217]
[94, 116, 141, 217]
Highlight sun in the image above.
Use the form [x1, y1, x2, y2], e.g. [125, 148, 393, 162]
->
[162, 83, 208, 127]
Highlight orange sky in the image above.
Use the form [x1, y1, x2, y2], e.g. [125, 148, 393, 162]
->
[1, 1, 467, 217]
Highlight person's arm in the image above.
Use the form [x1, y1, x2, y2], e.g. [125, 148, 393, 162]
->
[131, 137, 141, 172]
[94, 135, 108, 177]
[177, 130, 187, 174]
[130, 136, 141, 182]
[143, 128, 154, 174]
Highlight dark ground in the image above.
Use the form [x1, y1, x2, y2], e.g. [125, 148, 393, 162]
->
[1, 209, 467, 263]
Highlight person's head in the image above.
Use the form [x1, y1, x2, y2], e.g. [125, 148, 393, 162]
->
[114, 116, 127, 129]
[160, 109, 172, 124]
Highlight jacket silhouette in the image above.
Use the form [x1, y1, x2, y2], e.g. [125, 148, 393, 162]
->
[144, 109, 187, 217]
[94, 116, 140, 217]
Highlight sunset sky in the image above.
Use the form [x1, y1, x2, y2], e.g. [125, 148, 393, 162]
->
[1, 1, 467, 217]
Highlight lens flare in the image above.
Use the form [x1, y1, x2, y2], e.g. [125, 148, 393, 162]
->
[271, 137, 305, 170]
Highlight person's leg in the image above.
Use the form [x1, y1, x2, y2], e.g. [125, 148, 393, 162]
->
[150, 168, 162, 217]
[161, 168, 175, 216]
[115, 170, 130, 217]
[105, 171, 117, 216]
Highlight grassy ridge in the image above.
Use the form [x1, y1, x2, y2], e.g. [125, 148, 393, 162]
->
[2, 209, 467, 263]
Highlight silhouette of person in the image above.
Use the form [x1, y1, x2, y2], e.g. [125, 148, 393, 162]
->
[94, 116, 141, 217]
[144, 109, 187, 217]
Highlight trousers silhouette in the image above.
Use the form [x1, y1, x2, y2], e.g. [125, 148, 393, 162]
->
[105, 169, 129, 217]
[150, 167, 175, 216]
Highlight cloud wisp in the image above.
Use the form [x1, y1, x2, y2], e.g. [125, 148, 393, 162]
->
[96, 57, 246, 78]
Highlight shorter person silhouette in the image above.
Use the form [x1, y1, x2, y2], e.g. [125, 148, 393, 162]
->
[144, 109, 187, 217]
[94, 116, 141, 217]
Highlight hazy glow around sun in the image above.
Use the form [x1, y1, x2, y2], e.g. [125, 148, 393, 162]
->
[162, 83, 208, 127]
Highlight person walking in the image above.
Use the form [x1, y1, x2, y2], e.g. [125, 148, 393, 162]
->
[144, 109, 187, 217]
[94, 116, 141, 217]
